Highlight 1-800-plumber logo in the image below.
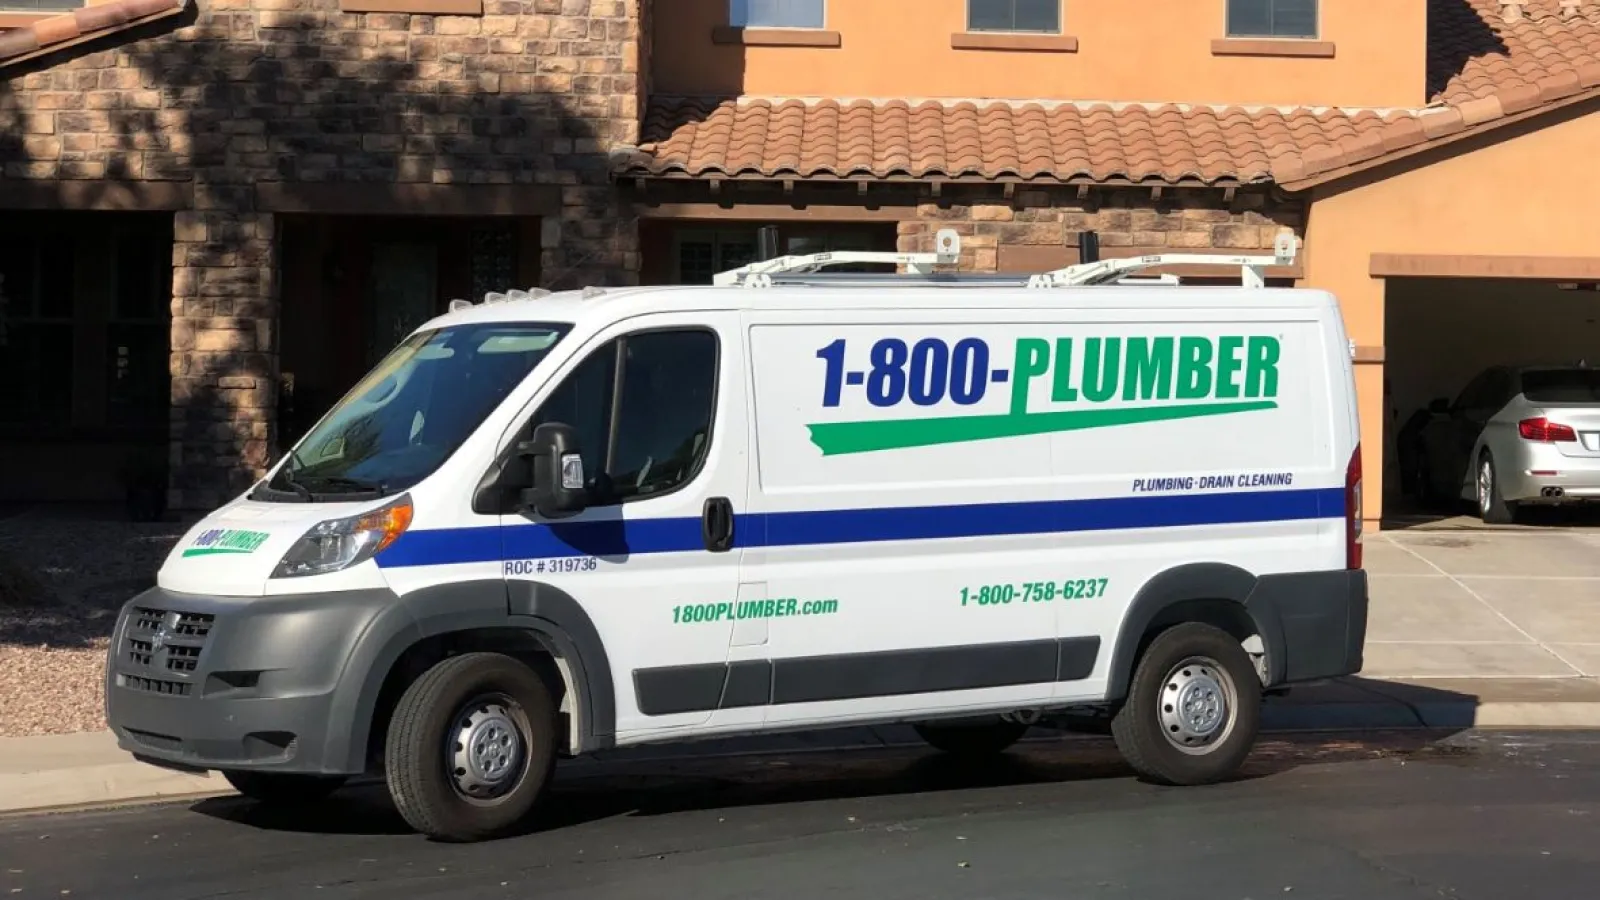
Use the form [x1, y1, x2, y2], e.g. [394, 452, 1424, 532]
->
[181, 528, 270, 558]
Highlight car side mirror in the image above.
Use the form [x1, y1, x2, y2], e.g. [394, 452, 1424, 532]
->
[1427, 398, 1450, 415]
[518, 422, 587, 519]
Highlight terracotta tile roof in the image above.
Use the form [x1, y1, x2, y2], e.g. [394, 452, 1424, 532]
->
[1429, 0, 1600, 104]
[626, 97, 1405, 186]
[1276, 0, 1600, 187]
[0, 0, 188, 72]
[621, 0, 1600, 191]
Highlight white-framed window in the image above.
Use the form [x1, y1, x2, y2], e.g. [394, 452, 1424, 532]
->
[1225, 0, 1317, 38]
[729, 0, 824, 28]
[967, 0, 1060, 33]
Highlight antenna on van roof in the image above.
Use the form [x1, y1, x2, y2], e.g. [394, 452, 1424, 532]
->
[712, 228, 1299, 289]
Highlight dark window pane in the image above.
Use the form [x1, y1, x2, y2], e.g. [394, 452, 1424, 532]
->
[732, 0, 823, 28]
[607, 331, 717, 501]
[1227, 0, 1272, 35]
[677, 239, 716, 285]
[37, 241, 74, 319]
[1522, 369, 1600, 404]
[1013, 0, 1059, 32]
[0, 322, 72, 426]
[106, 323, 171, 428]
[115, 232, 168, 320]
[528, 341, 618, 485]
[1228, 0, 1317, 37]
[468, 224, 517, 305]
[1274, 0, 1317, 36]
[718, 237, 758, 273]
[968, 0, 1014, 31]
[0, 242, 35, 319]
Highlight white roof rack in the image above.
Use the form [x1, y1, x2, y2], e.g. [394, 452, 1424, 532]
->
[711, 228, 1299, 290]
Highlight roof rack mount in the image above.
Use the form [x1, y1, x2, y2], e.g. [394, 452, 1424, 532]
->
[713, 228, 1299, 290]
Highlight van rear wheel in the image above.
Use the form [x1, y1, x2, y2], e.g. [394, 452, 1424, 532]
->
[385, 652, 557, 842]
[222, 770, 347, 805]
[1111, 622, 1260, 786]
[913, 718, 1030, 758]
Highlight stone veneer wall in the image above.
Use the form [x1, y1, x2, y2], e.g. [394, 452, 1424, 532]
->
[0, 0, 647, 508]
[894, 188, 1304, 268]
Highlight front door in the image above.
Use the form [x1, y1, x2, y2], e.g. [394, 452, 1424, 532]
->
[500, 313, 751, 736]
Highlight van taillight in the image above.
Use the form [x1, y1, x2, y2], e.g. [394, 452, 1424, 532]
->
[1345, 445, 1362, 570]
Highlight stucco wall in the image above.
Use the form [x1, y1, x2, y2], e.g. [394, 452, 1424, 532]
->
[1301, 103, 1600, 523]
[654, 0, 1426, 108]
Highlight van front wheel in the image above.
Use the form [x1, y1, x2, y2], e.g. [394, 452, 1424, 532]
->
[384, 652, 557, 842]
[913, 718, 1030, 758]
[1111, 622, 1261, 786]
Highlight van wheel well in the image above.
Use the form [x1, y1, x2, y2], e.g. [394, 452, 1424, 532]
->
[366, 629, 569, 771]
[1136, 599, 1265, 687]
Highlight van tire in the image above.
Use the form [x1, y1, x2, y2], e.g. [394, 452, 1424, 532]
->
[1110, 622, 1260, 786]
[222, 771, 347, 805]
[384, 651, 557, 842]
[913, 719, 1030, 757]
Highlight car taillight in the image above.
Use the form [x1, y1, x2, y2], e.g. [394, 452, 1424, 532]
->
[1345, 444, 1362, 570]
[1519, 417, 1578, 442]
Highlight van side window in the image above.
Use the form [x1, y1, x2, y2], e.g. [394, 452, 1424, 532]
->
[525, 328, 718, 505]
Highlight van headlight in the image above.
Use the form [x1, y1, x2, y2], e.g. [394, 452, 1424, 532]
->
[272, 494, 414, 578]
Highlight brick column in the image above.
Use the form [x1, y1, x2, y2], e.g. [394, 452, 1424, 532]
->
[168, 210, 279, 511]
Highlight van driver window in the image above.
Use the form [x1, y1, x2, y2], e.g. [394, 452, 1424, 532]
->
[526, 329, 718, 504]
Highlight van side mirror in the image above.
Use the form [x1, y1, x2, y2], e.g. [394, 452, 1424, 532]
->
[518, 422, 587, 518]
[1427, 398, 1450, 415]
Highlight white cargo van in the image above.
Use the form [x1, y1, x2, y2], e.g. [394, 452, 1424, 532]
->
[105, 232, 1367, 842]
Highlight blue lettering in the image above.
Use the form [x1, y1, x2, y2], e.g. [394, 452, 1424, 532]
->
[817, 337, 992, 408]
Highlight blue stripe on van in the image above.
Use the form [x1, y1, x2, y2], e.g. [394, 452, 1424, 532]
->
[374, 486, 1346, 569]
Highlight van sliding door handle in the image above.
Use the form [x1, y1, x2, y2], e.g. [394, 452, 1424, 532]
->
[702, 496, 734, 553]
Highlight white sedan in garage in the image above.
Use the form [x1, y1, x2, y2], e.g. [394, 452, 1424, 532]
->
[1404, 365, 1600, 524]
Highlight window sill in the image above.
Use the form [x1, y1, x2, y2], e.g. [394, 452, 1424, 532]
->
[1211, 38, 1335, 58]
[711, 26, 841, 47]
[339, 0, 481, 13]
[951, 32, 1078, 52]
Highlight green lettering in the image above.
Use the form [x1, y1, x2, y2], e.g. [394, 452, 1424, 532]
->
[1011, 338, 1051, 415]
[1122, 337, 1174, 401]
[1215, 336, 1244, 399]
[1081, 337, 1121, 403]
[1050, 338, 1078, 402]
[785, 599, 798, 615]
[1244, 336, 1280, 398]
[1176, 337, 1214, 399]
[762, 600, 777, 617]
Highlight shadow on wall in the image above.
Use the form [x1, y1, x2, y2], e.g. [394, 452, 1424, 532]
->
[0, 0, 641, 508]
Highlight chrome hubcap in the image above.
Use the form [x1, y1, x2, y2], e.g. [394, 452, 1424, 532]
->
[1158, 657, 1237, 755]
[1479, 461, 1493, 513]
[449, 696, 526, 801]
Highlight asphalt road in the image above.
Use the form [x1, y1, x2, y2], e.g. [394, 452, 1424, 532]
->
[3, 729, 1598, 899]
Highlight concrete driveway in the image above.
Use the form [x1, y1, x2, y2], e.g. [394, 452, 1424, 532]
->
[1366, 529, 1600, 678]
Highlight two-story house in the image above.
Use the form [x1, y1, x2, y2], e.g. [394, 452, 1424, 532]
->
[624, 0, 1600, 527]
[4, 0, 1600, 528]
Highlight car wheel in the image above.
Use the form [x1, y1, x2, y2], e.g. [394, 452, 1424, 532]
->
[913, 718, 1030, 757]
[1477, 452, 1518, 525]
[1110, 622, 1261, 786]
[222, 770, 348, 805]
[385, 652, 557, 842]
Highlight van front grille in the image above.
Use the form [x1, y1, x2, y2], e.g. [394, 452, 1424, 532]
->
[122, 606, 216, 679]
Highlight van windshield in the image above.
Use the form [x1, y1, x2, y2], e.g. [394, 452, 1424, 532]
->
[256, 322, 571, 502]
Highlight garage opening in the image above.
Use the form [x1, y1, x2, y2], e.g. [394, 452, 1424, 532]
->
[1384, 277, 1600, 527]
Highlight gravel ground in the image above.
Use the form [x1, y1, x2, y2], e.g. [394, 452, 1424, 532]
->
[0, 506, 194, 737]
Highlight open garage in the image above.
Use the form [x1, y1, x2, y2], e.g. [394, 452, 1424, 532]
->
[1382, 278, 1600, 521]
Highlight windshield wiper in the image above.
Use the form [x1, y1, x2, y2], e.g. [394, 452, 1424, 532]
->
[313, 475, 389, 496]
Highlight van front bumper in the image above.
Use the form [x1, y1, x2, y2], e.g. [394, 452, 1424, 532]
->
[103, 586, 402, 777]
